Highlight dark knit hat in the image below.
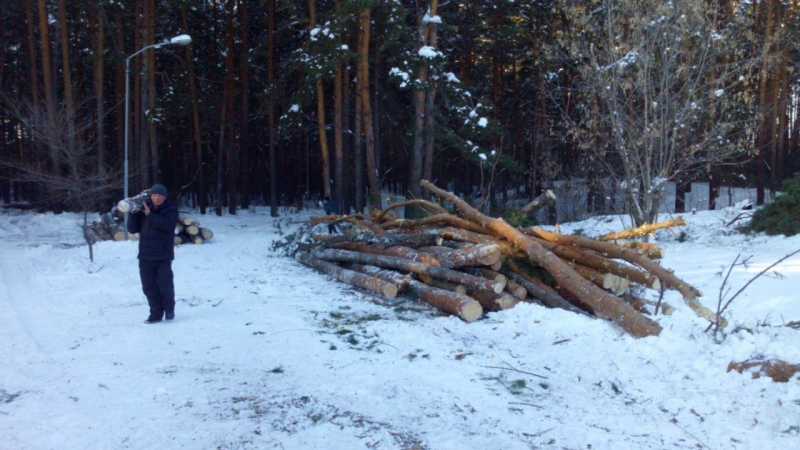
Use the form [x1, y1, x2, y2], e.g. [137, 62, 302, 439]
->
[150, 183, 168, 197]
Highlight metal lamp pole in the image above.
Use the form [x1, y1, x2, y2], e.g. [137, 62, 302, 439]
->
[124, 34, 192, 237]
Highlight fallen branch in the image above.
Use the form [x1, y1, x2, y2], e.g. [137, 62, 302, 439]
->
[598, 216, 686, 241]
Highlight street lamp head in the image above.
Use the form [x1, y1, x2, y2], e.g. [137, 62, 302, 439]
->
[169, 34, 192, 46]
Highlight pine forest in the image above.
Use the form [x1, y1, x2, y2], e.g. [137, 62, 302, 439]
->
[1, 0, 798, 225]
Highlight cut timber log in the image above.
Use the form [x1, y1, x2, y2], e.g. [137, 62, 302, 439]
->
[296, 252, 398, 298]
[179, 216, 193, 226]
[373, 199, 449, 223]
[616, 241, 664, 259]
[464, 268, 507, 285]
[420, 243, 503, 269]
[420, 278, 468, 295]
[318, 233, 440, 249]
[598, 216, 686, 241]
[621, 293, 675, 316]
[567, 263, 630, 295]
[519, 189, 556, 216]
[186, 222, 200, 236]
[116, 190, 151, 213]
[332, 242, 440, 266]
[504, 278, 528, 299]
[347, 264, 482, 322]
[422, 179, 661, 337]
[113, 230, 127, 241]
[505, 268, 589, 316]
[381, 214, 489, 234]
[200, 228, 214, 240]
[100, 212, 120, 232]
[463, 267, 525, 298]
[313, 248, 505, 294]
[525, 227, 718, 326]
[465, 288, 519, 311]
[530, 235, 661, 291]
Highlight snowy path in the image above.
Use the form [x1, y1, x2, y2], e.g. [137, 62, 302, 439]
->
[1, 209, 799, 449]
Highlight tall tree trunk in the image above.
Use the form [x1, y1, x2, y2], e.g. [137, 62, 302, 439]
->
[114, 7, 125, 159]
[354, 61, 364, 213]
[225, 0, 237, 214]
[268, 0, 278, 216]
[309, 0, 331, 199]
[755, 0, 774, 205]
[37, 0, 58, 175]
[342, 61, 352, 215]
[358, 8, 378, 205]
[776, 56, 787, 186]
[216, 100, 226, 216]
[239, 0, 251, 209]
[57, 0, 77, 158]
[422, 2, 439, 196]
[134, 0, 148, 191]
[181, 4, 206, 214]
[145, 0, 159, 184]
[25, 0, 40, 111]
[93, 1, 106, 177]
[409, 1, 438, 216]
[333, 1, 344, 214]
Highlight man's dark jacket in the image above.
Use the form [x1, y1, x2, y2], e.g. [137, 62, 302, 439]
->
[127, 199, 179, 261]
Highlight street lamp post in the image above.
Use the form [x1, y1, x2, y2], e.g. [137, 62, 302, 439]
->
[124, 34, 192, 237]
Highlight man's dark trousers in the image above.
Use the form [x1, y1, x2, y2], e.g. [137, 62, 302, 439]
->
[139, 259, 175, 320]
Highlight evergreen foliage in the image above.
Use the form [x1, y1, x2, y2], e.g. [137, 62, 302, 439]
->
[748, 178, 800, 237]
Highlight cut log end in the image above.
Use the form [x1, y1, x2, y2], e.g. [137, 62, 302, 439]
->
[494, 294, 519, 310]
[602, 273, 630, 295]
[650, 277, 662, 291]
[117, 201, 131, 213]
[382, 284, 399, 298]
[492, 281, 506, 294]
[510, 286, 527, 299]
[459, 301, 483, 322]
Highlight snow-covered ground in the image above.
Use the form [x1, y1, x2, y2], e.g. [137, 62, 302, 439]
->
[1, 204, 799, 450]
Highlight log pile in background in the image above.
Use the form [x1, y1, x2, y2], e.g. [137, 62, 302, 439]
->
[82, 209, 214, 246]
[82, 210, 138, 244]
[174, 216, 214, 245]
[294, 180, 716, 338]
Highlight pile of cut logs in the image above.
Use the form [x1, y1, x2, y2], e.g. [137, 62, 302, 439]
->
[82, 210, 138, 244]
[295, 180, 719, 338]
[174, 216, 214, 245]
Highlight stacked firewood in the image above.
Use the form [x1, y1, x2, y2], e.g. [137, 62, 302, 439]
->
[294, 180, 718, 338]
[83, 208, 214, 246]
[174, 216, 214, 245]
[82, 210, 138, 243]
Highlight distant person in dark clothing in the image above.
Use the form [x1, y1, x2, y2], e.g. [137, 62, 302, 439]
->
[323, 196, 339, 234]
[127, 183, 179, 324]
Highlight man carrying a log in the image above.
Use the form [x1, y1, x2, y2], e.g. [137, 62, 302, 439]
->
[127, 184, 179, 324]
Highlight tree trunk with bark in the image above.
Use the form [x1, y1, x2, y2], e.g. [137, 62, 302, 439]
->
[313, 248, 505, 293]
[296, 252, 398, 298]
[347, 264, 482, 322]
[358, 7, 378, 205]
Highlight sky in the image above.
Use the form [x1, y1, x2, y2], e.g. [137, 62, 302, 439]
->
[1, 203, 799, 449]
